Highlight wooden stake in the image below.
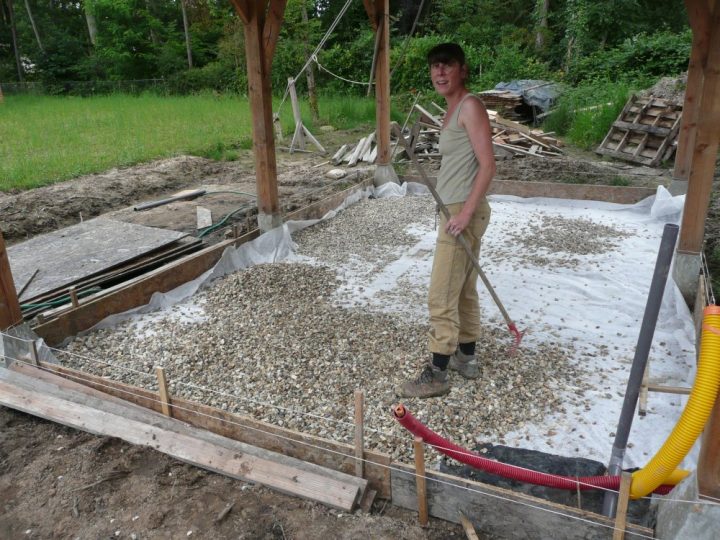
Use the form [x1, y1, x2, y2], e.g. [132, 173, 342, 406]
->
[155, 366, 172, 417]
[612, 472, 632, 540]
[29, 340, 39, 367]
[354, 389, 365, 478]
[459, 511, 480, 540]
[68, 287, 80, 308]
[288, 77, 306, 152]
[413, 436, 429, 527]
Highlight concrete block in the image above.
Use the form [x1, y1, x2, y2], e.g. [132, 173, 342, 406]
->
[656, 471, 720, 539]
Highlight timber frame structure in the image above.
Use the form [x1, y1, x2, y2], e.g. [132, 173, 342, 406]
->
[1, 0, 720, 536]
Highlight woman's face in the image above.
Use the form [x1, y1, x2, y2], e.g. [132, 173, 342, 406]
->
[430, 60, 467, 97]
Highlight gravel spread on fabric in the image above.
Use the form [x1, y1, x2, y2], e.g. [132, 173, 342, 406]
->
[59, 194, 606, 464]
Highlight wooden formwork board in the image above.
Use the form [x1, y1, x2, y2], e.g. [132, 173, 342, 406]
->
[11, 360, 656, 537]
[1, 363, 367, 511]
[41, 362, 392, 499]
[32, 178, 373, 347]
[401, 176, 658, 205]
[391, 464, 654, 539]
[597, 95, 683, 166]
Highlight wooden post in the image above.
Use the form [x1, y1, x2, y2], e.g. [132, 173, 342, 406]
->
[365, 0, 398, 185]
[230, 0, 287, 232]
[674, 0, 715, 181]
[354, 389, 365, 478]
[413, 436, 429, 527]
[678, 1, 720, 256]
[288, 77, 306, 151]
[698, 384, 720, 499]
[612, 472, 633, 540]
[155, 366, 172, 417]
[0, 231, 22, 330]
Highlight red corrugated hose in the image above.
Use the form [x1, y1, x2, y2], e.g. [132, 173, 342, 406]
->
[393, 404, 673, 495]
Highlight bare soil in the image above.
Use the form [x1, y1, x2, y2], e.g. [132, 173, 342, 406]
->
[0, 144, 672, 539]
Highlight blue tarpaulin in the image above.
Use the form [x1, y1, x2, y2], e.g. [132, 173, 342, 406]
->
[493, 80, 561, 112]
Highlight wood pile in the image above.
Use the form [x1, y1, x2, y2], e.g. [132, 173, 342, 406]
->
[477, 89, 525, 121]
[396, 103, 563, 162]
[331, 132, 378, 166]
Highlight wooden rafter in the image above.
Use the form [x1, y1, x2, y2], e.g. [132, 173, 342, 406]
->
[362, 0, 378, 31]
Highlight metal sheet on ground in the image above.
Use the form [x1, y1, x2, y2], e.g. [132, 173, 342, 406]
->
[8, 219, 186, 300]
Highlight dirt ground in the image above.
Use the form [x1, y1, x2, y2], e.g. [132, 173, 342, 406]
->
[0, 143, 674, 539]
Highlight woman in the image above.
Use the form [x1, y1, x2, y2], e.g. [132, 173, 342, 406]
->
[396, 43, 496, 399]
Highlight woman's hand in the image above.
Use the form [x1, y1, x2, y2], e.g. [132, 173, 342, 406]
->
[445, 211, 471, 237]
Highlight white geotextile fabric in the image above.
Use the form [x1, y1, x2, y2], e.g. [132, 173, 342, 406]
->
[82, 181, 698, 470]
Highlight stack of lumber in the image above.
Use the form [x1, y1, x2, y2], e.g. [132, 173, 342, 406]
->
[0, 362, 369, 512]
[331, 132, 377, 166]
[397, 103, 562, 162]
[596, 94, 682, 166]
[9, 219, 204, 321]
[478, 89, 525, 121]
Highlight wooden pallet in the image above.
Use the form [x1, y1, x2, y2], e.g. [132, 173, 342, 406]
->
[596, 95, 683, 166]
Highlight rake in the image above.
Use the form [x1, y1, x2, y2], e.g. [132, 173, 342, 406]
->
[391, 122, 525, 354]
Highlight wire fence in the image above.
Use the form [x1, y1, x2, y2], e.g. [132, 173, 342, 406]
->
[0, 78, 168, 97]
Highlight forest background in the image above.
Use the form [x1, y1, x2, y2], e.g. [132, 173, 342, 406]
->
[0, 0, 692, 188]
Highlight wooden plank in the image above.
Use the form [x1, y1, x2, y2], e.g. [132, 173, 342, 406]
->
[414, 104, 442, 127]
[32, 179, 372, 347]
[400, 177, 658, 204]
[9, 362, 368, 501]
[40, 362, 392, 498]
[0, 370, 362, 511]
[0, 231, 22, 329]
[390, 464, 653, 539]
[612, 121, 672, 137]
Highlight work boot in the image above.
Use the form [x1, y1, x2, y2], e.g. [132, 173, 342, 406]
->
[395, 363, 450, 398]
[449, 350, 480, 379]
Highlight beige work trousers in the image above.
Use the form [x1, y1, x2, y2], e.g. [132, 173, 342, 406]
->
[428, 200, 491, 355]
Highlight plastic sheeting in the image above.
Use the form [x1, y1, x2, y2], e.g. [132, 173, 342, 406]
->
[49, 180, 698, 469]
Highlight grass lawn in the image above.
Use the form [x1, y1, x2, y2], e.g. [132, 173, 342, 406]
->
[0, 93, 381, 192]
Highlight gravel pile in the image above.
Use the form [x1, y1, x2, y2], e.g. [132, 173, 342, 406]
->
[488, 213, 630, 269]
[60, 195, 593, 464]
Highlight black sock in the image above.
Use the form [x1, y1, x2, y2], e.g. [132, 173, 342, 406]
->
[432, 353, 450, 370]
[459, 342, 476, 356]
